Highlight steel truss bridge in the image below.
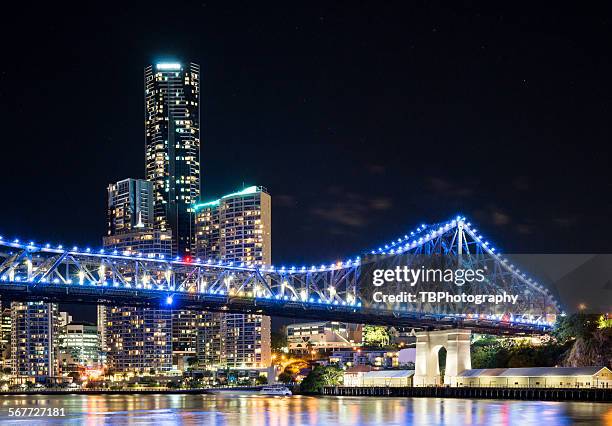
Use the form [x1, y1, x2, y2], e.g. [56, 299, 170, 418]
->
[0, 217, 561, 334]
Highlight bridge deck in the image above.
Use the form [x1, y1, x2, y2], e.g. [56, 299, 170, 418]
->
[0, 282, 549, 335]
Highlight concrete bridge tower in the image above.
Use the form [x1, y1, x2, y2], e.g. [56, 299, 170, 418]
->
[413, 329, 472, 386]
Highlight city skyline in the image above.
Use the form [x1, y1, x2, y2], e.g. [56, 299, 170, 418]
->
[1, 3, 610, 269]
[0, 4, 610, 423]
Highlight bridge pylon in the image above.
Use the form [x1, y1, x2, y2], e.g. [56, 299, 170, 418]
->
[413, 329, 471, 387]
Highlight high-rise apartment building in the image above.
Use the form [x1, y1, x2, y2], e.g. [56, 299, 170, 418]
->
[11, 302, 59, 381]
[97, 305, 107, 352]
[194, 186, 272, 369]
[106, 178, 154, 235]
[145, 62, 200, 256]
[194, 186, 271, 264]
[103, 178, 173, 373]
[103, 178, 172, 254]
[0, 305, 11, 368]
[105, 307, 172, 373]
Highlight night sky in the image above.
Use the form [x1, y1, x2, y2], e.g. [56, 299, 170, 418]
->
[1, 2, 611, 321]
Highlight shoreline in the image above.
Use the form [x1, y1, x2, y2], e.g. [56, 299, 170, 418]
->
[1, 386, 611, 402]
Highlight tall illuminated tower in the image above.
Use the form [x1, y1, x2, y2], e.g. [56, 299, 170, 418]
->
[194, 186, 272, 369]
[145, 62, 200, 255]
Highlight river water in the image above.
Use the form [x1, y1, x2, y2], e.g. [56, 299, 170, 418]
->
[0, 394, 610, 425]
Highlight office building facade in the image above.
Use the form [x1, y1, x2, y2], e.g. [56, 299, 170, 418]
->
[58, 322, 101, 367]
[145, 62, 200, 256]
[287, 321, 357, 354]
[194, 186, 272, 369]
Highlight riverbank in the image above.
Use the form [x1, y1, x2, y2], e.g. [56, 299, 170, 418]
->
[2, 386, 610, 402]
[323, 386, 612, 402]
[0, 386, 258, 396]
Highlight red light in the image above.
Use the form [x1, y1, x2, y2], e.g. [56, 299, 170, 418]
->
[184, 256, 192, 263]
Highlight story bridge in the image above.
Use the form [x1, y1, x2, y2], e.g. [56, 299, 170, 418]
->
[0, 216, 561, 335]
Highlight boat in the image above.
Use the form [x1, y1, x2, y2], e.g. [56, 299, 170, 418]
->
[208, 385, 292, 396]
[259, 385, 292, 396]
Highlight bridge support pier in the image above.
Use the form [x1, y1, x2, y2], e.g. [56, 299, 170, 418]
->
[413, 329, 471, 387]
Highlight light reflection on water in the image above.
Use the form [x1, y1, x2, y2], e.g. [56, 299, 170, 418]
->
[0, 394, 610, 425]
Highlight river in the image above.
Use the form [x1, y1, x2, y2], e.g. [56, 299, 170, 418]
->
[0, 394, 610, 425]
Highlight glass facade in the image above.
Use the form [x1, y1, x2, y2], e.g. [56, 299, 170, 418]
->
[107, 178, 154, 235]
[59, 323, 101, 367]
[145, 62, 200, 256]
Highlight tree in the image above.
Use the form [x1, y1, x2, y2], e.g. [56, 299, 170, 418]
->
[277, 372, 293, 384]
[300, 365, 343, 394]
[363, 325, 390, 347]
[256, 375, 268, 385]
[271, 329, 287, 351]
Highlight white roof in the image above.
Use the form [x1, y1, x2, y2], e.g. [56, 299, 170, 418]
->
[458, 367, 610, 378]
[363, 370, 415, 379]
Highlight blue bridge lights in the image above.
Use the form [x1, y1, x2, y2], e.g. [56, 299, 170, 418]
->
[0, 215, 560, 333]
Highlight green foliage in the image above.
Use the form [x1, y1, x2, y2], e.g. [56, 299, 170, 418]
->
[271, 330, 288, 351]
[597, 314, 612, 329]
[471, 337, 570, 369]
[299, 365, 343, 393]
[363, 325, 390, 347]
[255, 375, 268, 385]
[277, 372, 293, 384]
[438, 347, 447, 379]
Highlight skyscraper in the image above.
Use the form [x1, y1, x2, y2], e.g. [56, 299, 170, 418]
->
[103, 178, 173, 374]
[194, 185, 272, 369]
[194, 186, 271, 264]
[106, 178, 154, 235]
[145, 62, 201, 256]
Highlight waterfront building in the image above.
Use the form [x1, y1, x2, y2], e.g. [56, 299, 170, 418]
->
[455, 366, 612, 388]
[145, 61, 200, 256]
[10, 302, 60, 382]
[363, 370, 414, 387]
[329, 349, 399, 368]
[194, 186, 272, 369]
[58, 322, 101, 367]
[105, 306, 172, 374]
[171, 310, 202, 366]
[287, 321, 358, 354]
[194, 186, 271, 264]
[0, 307, 11, 364]
[343, 365, 373, 387]
[103, 179, 173, 374]
[97, 305, 107, 352]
